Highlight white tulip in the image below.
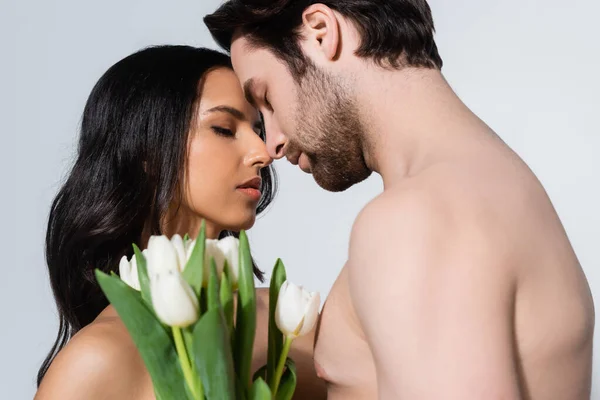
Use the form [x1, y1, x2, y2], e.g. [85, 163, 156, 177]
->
[150, 271, 199, 327]
[197, 236, 240, 285]
[275, 281, 320, 338]
[118, 249, 148, 291]
[203, 239, 227, 281]
[146, 235, 180, 275]
[146, 235, 199, 327]
[162, 235, 240, 286]
[216, 236, 240, 285]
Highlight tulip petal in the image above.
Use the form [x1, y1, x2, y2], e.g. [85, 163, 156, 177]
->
[275, 281, 321, 339]
[118, 255, 133, 289]
[129, 255, 141, 291]
[170, 234, 186, 272]
[276, 282, 303, 336]
[217, 236, 240, 285]
[146, 235, 179, 276]
[204, 239, 226, 284]
[298, 292, 320, 336]
[151, 272, 199, 327]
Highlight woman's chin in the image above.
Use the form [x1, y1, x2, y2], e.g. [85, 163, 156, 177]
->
[225, 213, 256, 232]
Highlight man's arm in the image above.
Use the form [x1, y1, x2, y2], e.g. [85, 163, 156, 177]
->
[347, 192, 523, 399]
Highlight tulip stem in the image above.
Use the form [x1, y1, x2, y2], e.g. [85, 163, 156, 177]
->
[173, 326, 203, 399]
[270, 336, 293, 395]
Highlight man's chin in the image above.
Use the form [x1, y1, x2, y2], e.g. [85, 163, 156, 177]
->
[312, 168, 372, 193]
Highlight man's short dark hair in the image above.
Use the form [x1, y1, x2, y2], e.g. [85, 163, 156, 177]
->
[204, 0, 443, 77]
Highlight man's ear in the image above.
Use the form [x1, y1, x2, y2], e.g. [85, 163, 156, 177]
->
[300, 4, 340, 62]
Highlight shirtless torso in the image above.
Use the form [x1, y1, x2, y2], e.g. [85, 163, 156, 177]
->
[314, 138, 594, 399]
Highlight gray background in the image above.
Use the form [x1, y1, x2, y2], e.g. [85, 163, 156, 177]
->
[2, 0, 598, 398]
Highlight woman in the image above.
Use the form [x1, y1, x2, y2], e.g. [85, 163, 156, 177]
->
[35, 45, 325, 399]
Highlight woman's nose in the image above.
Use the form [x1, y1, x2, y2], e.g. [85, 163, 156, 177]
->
[244, 134, 273, 170]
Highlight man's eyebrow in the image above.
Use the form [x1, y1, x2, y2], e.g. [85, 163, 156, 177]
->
[205, 105, 246, 120]
[243, 79, 257, 107]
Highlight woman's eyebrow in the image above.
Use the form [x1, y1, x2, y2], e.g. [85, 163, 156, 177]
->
[205, 105, 246, 120]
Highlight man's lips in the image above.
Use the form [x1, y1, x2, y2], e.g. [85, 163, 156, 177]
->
[298, 153, 312, 173]
[286, 152, 301, 165]
[286, 151, 311, 173]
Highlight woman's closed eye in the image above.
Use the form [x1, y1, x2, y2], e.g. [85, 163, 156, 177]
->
[211, 126, 235, 137]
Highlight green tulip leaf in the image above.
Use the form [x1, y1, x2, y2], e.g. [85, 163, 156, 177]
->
[95, 270, 192, 400]
[234, 230, 256, 390]
[267, 258, 287, 383]
[275, 358, 297, 400]
[183, 220, 206, 297]
[249, 377, 272, 400]
[220, 272, 234, 335]
[193, 308, 236, 400]
[207, 258, 220, 312]
[133, 244, 153, 310]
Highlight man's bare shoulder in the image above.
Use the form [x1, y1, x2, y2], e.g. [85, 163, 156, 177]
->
[36, 312, 148, 400]
[348, 181, 517, 293]
[350, 184, 459, 250]
[349, 164, 532, 262]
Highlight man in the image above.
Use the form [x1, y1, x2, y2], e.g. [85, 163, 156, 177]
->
[205, 1, 595, 398]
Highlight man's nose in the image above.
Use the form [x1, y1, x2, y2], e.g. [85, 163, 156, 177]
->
[264, 119, 287, 160]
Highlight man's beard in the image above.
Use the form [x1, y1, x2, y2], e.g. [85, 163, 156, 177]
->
[292, 62, 371, 192]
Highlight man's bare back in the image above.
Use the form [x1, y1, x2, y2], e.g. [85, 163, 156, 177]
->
[314, 137, 594, 399]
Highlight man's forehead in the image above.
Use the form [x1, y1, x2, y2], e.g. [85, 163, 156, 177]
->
[230, 33, 254, 58]
[230, 36, 255, 71]
[230, 36, 274, 82]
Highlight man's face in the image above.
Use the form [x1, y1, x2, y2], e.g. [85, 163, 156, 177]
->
[230, 36, 371, 192]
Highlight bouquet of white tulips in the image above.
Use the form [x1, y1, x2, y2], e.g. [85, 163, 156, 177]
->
[95, 222, 320, 400]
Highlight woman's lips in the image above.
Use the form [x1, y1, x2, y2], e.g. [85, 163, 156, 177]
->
[237, 176, 262, 201]
[237, 187, 262, 201]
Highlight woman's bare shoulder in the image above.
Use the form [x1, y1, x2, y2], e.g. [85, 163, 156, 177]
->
[36, 310, 150, 400]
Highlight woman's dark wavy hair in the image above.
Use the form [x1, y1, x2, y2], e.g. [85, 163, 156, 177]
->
[37, 45, 277, 386]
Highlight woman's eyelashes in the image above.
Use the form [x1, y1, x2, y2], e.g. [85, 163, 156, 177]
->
[211, 126, 235, 137]
[253, 120, 264, 136]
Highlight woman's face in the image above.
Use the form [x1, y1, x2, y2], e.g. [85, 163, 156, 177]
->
[180, 67, 272, 236]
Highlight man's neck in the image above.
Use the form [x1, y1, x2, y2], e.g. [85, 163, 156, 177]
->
[354, 67, 493, 189]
